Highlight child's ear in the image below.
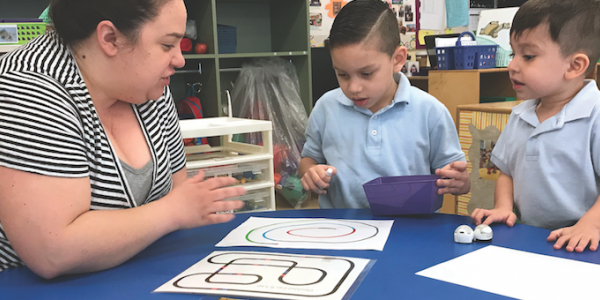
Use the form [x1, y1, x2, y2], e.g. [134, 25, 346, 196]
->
[565, 52, 590, 80]
[392, 45, 408, 73]
[95, 20, 123, 57]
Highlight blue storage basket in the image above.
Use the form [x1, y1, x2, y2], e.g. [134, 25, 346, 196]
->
[436, 32, 498, 70]
[217, 24, 237, 54]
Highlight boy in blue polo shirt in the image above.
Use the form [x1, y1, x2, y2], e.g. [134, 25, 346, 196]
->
[471, 0, 600, 252]
[299, 0, 470, 209]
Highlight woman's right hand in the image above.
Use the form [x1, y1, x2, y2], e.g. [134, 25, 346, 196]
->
[300, 165, 337, 195]
[166, 171, 246, 230]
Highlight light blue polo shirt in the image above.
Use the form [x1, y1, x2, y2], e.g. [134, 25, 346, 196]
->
[302, 72, 465, 208]
[491, 80, 600, 230]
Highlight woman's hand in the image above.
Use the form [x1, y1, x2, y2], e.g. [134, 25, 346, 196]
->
[165, 171, 246, 230]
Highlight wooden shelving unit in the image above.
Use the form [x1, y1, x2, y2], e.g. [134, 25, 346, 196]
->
[0, 45, 21, 54]
[428, 68, 515, 127]
[425, 68, 514, 214]
[455, 101, 525, 216]
[407, 76, 429, 92]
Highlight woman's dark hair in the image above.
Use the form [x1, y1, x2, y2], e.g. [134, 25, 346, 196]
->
[327, 0, 400, 56]
[50, 0, 169, 46]
[511, 0, 600, 74]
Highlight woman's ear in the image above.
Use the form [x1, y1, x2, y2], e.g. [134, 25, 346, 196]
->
[565, 52, 590, 80]
[95, 20, 121, 57]
[392, 45, 408, 73]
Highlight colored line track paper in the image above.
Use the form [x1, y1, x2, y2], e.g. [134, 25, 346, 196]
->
[154, 251, 371, 300]
[416, 245, 600, 299]
[216, 217, 393, 251]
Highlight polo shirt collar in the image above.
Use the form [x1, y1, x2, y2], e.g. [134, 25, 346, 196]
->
[513, 80, 600, 127]
[336, 72, 411, 112]
[562, 80, 600, 121]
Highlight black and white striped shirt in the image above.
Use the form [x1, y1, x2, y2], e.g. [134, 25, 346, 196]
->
[0, 32, 187, 272]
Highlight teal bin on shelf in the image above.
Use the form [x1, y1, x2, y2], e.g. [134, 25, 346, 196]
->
[476, 36, 511, 67]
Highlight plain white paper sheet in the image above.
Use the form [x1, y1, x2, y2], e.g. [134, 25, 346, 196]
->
[155, 251, 370, 300]
[216, 217, 394, 251]
[419, 0, 446, 30]
[416, 245, 600, 299]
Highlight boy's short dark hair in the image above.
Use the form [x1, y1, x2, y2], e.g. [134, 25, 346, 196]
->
[511, 0, 600, 74]
[327, 0, 400, 57]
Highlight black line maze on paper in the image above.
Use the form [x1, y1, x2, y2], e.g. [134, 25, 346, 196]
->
[173, 252, 355, 297]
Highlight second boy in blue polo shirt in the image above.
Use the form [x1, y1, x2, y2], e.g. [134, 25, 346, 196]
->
[489, 81, 600, 230]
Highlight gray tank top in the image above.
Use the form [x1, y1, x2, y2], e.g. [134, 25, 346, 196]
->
[119, 158, 154, 206]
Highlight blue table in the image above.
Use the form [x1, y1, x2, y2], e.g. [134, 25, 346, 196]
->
[1, 209, 599, 299]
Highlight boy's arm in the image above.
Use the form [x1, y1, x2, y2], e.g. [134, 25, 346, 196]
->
[557, 116, 600, 251]
[299, 99, 332, 193]
[471, 171, 517, 226]
[493, 171, 515, 213]
[547, 196, 600, 252]
[427, 103, 469, 195]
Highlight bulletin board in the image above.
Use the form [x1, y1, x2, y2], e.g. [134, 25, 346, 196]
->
[309, 0, 469, 51]
[397, 0, 420, 50]
[309, 0, 421, 50]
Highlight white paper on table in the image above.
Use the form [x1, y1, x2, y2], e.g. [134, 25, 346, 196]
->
[216, 217, 394, 251]
[416, 245, 600, 299]
[419, 0, 446, 30]
[154, 251, 370, 300]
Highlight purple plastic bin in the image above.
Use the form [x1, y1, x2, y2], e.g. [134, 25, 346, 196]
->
[363, 174, 443, 216]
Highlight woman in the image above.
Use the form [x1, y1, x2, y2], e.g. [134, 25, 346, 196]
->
[0, 0, 245, 279]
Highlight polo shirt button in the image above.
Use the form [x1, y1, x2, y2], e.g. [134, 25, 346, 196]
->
[374, 116, 378, 120]
[372, 130, 377, 136]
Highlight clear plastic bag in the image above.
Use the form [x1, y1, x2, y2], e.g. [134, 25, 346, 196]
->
[231, 58, 309, 207]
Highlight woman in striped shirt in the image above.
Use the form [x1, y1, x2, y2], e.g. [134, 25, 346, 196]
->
[0, 0, 245, 278]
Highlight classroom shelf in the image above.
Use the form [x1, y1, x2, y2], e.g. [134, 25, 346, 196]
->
[456, 101, 524, 216]
[0, 45, 20, 53]
[407, 76, 429, 92]
[181, 117, 276, 213]
[218, 51, 309, 58]
[425, 68, 515, 215]
[428, 68, 516, 126]
[182, 54, 217, 59]
[171, 0, 312, 118]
